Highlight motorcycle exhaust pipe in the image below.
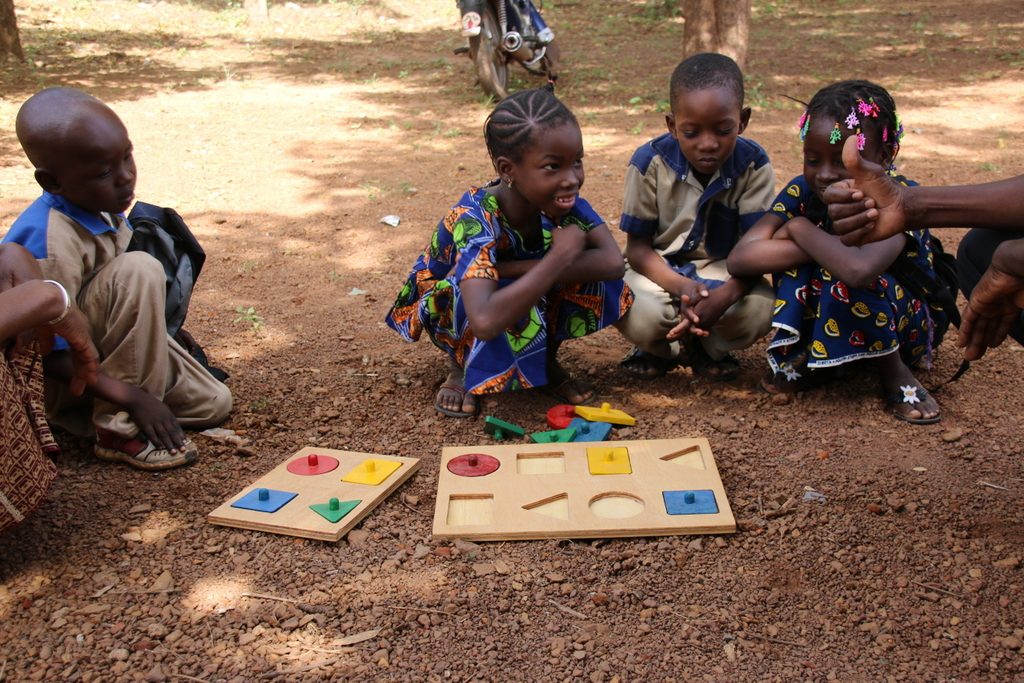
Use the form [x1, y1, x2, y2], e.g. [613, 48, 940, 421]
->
[502, 31, 534, 61]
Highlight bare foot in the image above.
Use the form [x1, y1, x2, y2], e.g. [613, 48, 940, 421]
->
[547, 360, 594, 405]
[877, 355, 940, 424]
[435, 366, 478, 418]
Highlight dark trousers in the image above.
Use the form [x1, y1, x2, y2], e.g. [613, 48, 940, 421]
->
[956, 228, 1024, 346]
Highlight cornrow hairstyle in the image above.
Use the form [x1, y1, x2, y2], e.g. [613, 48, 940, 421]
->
[483, 86, 579, 163]
[803, 79, 902, 163]
[669, 52, 744, 108]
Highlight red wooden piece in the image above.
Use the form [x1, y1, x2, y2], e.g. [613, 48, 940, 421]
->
[286, 453, 340, 476]
[547, 404, 577, 430]
[447, 453, 501, 477]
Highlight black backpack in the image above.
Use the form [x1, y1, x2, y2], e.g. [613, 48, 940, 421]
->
[126, 203, 227, 382]
[126, 202, 205, 339]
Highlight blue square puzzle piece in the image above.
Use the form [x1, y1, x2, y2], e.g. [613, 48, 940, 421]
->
[232, 487, 298, 513]
[663, 489, 719, 515]
[569, 418, 612, 442]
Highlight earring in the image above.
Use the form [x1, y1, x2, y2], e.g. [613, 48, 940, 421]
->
[504, 177, 513, 189]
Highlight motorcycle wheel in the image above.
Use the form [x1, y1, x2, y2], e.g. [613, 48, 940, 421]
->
[469, 3, 509, 100]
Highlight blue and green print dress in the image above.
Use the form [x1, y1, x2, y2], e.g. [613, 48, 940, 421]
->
[385, 183, 633, 396]
[766, 175, 946, 382]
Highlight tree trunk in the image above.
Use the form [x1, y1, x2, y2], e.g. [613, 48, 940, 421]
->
[682, 0, 750, 69]
[0, 0, 24, 62]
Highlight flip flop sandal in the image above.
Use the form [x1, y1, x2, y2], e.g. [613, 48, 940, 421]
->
[619, 346, 679, 379]
[887, 384, 941, 425]
[94, 433, 198, 471]
[434, 382, 479, 419]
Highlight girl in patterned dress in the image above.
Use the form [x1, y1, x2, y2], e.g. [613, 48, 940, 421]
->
[385, 88, 633, 418]
[728, 80, 948, 424]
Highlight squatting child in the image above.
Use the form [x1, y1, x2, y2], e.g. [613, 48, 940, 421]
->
[616, 52, 776, 380]
[385, 87, 633, 418]
[2, 88, 232, 469]
[727, 80, 949, 424]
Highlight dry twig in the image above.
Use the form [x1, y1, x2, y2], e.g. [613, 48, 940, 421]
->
[548, 599, 587, 620]
[909, 579, 961, 598]
[241, 592, 299, 604]
[381, 604, 458, 618]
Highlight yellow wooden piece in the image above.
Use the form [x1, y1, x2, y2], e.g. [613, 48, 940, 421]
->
[586, 447, 632, 475]
[574, 402, 636, 426]
[341, 458, 402, 486]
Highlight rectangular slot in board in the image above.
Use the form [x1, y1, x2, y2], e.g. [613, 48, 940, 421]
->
[446, 494, 495, 526]
[516, 451, 565, 475]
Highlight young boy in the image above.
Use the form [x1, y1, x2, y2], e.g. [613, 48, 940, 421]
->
[616, 53, 775, 379]
[2, 87, 231, 470]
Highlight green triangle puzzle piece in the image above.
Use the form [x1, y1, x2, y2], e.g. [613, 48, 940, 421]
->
[310, 498, 361, 524]
[484, 416, 526, 440]
[530, 427, 577, 443]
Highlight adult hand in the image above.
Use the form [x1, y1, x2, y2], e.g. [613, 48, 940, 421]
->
[126, 389, 187, 452]
[45, 307, 99, 395]
[824, 136, 909, 245]
[958, 247, 1024, 360]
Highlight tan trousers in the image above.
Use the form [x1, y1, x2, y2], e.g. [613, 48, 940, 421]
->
[46, 251, 232, 438]
[616, 259, 774, 361]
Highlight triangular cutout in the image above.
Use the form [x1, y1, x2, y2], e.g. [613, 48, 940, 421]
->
[522, 493, 569, 520]
[660, 445, 705, 470]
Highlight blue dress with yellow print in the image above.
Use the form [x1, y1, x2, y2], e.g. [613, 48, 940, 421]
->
[385, 183, 633, 396]
[766, 175, 945, 380]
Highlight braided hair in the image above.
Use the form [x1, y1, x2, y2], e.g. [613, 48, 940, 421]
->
[483, 86, 578, 163]
[800, 80, 903, 166]
[669, 53, 744, 107]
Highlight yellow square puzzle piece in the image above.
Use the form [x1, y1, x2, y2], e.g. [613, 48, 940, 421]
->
[341, 458, 402, 486]
[574, 402, 635, 426]
[587, 447, 632, 475]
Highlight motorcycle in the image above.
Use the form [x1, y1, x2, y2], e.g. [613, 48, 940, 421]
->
[455, 0, 559, 100]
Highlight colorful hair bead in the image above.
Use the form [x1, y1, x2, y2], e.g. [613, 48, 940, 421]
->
[845, 109, 860, 129]
[857, 98, 880, 118]
[798, 111, 810, 141]
[882, 126, 889, 143]
[828, 122, 842, 145]
[856, 132, 866, 151]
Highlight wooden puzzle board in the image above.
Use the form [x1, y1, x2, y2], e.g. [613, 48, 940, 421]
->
[208, 447, 420, 542]
[432, 438, 735, 541]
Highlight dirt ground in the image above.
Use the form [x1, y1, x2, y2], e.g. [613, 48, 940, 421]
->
[1, 0, 1023, 680]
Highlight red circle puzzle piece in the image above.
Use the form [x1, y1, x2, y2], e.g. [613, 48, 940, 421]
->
[287, 453, 340, 476]
[447, 453, 501, 477]
[547, 404, 577, 430]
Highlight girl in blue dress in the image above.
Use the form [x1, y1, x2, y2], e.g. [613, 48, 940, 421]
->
[728, 80, 949, 424]
[386, 88, 632, 418]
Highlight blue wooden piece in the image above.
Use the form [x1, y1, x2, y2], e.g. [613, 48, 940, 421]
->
[663, 489, 719, 515]
[231, 487, 297, 513]
[568, 418, 612, 442]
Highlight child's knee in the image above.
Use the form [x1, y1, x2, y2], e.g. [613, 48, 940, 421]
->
[204, 382, 233, 426]
[617, 290, 676, 345]
[108, 251, 165, 291]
